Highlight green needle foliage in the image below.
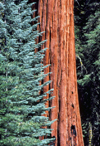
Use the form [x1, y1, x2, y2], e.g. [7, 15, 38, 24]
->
[74, 0, 100, 145]
[0, 0, 55, 145]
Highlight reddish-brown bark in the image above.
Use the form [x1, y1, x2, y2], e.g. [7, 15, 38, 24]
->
[31, 0, 84, 145]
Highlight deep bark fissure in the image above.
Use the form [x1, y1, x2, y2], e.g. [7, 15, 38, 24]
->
[46, 1, 48, 25]
[49, 27, 51, 46]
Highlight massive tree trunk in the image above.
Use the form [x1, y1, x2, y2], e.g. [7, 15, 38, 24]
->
[32, 0, 84, 145]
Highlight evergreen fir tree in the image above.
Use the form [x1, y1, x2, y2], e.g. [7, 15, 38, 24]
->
[0, 0, 55, 145]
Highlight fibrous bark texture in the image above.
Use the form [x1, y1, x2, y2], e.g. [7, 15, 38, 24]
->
[32, 0, 84, 145]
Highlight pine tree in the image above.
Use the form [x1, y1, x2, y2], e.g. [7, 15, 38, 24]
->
[0, 0, 55, 145]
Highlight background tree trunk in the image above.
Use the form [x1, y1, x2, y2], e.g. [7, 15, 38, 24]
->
[31, 0, 84, 145]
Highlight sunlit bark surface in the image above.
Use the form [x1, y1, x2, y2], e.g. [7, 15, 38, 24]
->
[31, 0, 84, 145]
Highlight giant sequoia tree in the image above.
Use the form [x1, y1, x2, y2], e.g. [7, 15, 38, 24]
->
[31, 0, 84, 145]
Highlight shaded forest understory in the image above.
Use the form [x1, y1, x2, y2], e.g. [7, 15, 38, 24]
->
[74, 0, 100, 145]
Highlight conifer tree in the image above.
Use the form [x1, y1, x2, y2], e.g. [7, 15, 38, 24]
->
[0, 0, 55, 145]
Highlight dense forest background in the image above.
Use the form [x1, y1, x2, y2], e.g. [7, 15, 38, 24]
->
[0, 0, 100, 146]
[74, 0, 100, 145]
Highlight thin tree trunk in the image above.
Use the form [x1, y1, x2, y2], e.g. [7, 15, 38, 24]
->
[31, 0, 84, 145]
